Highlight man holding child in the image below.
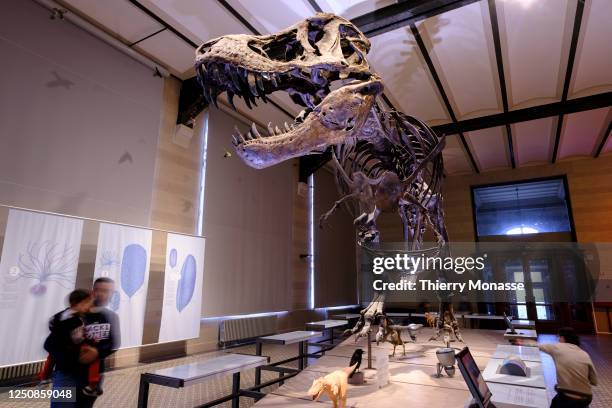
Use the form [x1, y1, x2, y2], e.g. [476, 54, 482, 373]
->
[42, 278, 120, 407]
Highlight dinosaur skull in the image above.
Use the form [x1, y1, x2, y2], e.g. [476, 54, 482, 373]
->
[196, 13, 383, 168]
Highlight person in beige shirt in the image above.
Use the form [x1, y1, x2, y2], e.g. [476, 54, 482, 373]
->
[523, 327, 597, 408]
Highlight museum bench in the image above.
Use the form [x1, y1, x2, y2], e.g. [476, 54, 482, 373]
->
[386, 312, 411, 322]
[305, 319, 348, 346]
[331, 313, 361, 323]
[137, 353, 268, 408]
[254, 330, 323, 386]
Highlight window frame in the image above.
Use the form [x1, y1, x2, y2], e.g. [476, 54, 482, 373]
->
[469, 175, 577, 242]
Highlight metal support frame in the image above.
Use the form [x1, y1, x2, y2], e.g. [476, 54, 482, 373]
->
[351, 0, 480, 37]
[433, 92, 611, 135]
[137, 370, 269, 408]
[254, 339, 332, 387]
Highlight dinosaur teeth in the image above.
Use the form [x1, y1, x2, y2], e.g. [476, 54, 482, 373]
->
[232, 135, 238, 146]
[255, 73, 265, 93]
[284, 122, 291, 132]
[251, 123, 261, 138]
[229, 67, 243, 93]
[275, 126, 282, 135]
[267, 122, 274, 136]
[212, 64, 222, 82]
[227, 90, 237, 111]
[243, 94, 252, 109]
[247, 72, 258, 96]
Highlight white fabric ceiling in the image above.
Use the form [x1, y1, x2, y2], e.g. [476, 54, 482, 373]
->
[59, 0, 612, 174]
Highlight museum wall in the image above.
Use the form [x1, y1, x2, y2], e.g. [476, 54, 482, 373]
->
[200, 108, 294, 317]
[0, 0, 164, 226]
[314, 168, 358, 308]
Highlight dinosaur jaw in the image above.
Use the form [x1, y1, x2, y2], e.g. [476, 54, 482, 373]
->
[229, 78, 383, 169]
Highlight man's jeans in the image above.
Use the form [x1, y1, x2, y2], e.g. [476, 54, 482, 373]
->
[50, 370, 96, 408]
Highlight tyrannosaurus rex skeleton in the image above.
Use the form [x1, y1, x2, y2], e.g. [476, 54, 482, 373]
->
[195, 13, 462, 344]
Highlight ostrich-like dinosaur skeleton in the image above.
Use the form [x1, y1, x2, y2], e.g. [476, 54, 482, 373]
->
[195, 13, 463, 344]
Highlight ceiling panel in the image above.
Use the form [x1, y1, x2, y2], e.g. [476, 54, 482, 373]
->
[64, 0, 163, 43]
[317, 0, 396, 19]
[417, 1, 502, 120]
[568, 0, 612, 99]
[368, 27, 451, 126]
[442, 135, 473, 174]
[465, 126, 510, 171]
[140, 0, 250, 42]
[558, 107, 610, 160]
[137, 1, 299, 122]
[135, 30, 195, 78]
[511, 117, 555, 166]
[497, 0, 575, 110]
[226, 0, 315, 34]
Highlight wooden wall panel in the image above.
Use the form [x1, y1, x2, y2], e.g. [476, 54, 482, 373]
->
[149, 77, 203, 235]
[379, 154, 612, 333]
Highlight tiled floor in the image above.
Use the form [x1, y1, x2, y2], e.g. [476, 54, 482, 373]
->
[1, 329, 610, 408]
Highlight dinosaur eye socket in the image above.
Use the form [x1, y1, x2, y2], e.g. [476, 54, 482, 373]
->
[259, 30, 305, 61]
[307, 24, 325, 56]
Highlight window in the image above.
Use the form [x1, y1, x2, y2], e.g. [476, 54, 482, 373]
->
[472, 178, 572, 237]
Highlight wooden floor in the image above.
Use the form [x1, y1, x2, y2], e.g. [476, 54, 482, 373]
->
[255, 328, 608, 408]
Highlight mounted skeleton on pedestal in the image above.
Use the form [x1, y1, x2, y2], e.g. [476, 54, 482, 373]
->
[194, 13, 463, 345]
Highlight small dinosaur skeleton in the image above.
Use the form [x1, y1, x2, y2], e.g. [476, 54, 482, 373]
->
[195, 13, 462, 345]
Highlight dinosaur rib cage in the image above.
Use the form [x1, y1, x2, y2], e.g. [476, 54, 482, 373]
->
[333, 108, 445, 219]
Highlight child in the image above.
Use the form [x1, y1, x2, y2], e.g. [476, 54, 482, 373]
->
[40, 289, 102, 397]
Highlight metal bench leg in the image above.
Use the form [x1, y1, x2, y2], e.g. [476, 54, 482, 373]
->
[298, 341, 305, 370]
[137, 375, 150, 408]
[367, 331, 372, 369]
[255, 342, 262, 386]
[232, 372, 240, 408]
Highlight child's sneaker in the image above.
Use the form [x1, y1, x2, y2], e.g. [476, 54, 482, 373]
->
[82, 385, 99, 397]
